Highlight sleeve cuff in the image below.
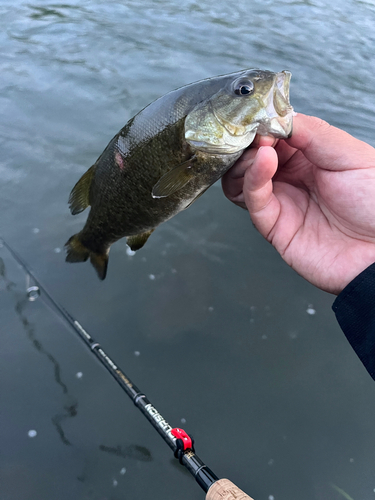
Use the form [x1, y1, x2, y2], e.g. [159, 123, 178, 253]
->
[332, 263, 375, 380]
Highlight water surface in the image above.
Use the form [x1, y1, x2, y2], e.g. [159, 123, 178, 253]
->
[1, 1, 375, 499]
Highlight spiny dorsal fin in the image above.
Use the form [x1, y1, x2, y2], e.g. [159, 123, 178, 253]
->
[152, 157, 196, 198]
[126, 230, 154, 251]
[69, 165, 96, 215]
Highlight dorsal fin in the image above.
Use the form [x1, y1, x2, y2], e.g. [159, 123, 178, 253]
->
[68, 165, 96, 215]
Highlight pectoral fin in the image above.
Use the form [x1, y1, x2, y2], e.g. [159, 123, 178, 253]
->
[152, 157, 196, 198]
[127, 230, 154, 251]
[69, 165, 96, 215]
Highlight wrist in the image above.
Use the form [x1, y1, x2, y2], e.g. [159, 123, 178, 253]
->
[335, 258, 375, 295]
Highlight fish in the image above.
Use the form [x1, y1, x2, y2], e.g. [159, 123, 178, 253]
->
[65, 68, 294, 280]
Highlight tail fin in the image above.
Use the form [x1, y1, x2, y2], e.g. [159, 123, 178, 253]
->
[89, 252, 108, 281]
[65, 234, 109, 280]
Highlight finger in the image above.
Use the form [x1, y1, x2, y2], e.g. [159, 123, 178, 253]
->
[224, 147, 258, 180]
[274, 138, 298, 167]
[221, 148, 259, 207]
[252, 134, 278, 148]
[224, 133, 280, 184]
[222, 135, 281, 207]
[243, 146, 281, 238]
[221, 175, 246, 208]
[287, 113, 375, 171]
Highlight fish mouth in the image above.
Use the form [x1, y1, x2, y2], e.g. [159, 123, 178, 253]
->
[273, 71, 292, 117]
[258, 70, 293, 138]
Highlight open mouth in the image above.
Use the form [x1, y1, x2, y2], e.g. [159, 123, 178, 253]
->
[256, 70, 293, 138]
[273, 71, 292, 117]
[277, 71, 291, 101]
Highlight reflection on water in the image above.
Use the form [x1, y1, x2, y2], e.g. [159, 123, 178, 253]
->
[51, 400, 78, 446]
[99, 443, 153, 462]
[15, 295, 69, 395]
[14, 286, 79, 447]
[0, 256, 16, 291]
[0, 248, 79, 449]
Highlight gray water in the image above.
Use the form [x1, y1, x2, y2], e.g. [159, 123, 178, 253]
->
[1, 1, 375, 499]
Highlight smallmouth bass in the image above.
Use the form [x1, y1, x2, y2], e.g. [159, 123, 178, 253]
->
[65, 69, 293, 279]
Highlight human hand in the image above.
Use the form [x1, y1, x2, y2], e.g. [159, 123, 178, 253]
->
[222, 113, 375, 295]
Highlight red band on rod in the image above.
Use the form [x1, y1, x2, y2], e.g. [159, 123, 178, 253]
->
[171, 428, 193, 450]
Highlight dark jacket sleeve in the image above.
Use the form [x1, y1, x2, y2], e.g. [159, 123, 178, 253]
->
[332, 263, 375, 381]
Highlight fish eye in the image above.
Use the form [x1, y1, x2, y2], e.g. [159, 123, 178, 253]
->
[234, 80, 254, 96]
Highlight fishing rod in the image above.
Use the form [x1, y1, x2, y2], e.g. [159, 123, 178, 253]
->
[1, 237, 254, 500]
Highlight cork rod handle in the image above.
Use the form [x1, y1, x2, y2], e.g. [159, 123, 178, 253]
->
[206, 479, 255, 500]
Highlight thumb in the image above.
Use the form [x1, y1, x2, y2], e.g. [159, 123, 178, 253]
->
[243, 146, 281, 239]
[286, 113, 375, 171]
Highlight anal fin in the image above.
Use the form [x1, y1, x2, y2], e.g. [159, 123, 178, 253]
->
[126, 230, 154, 251]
